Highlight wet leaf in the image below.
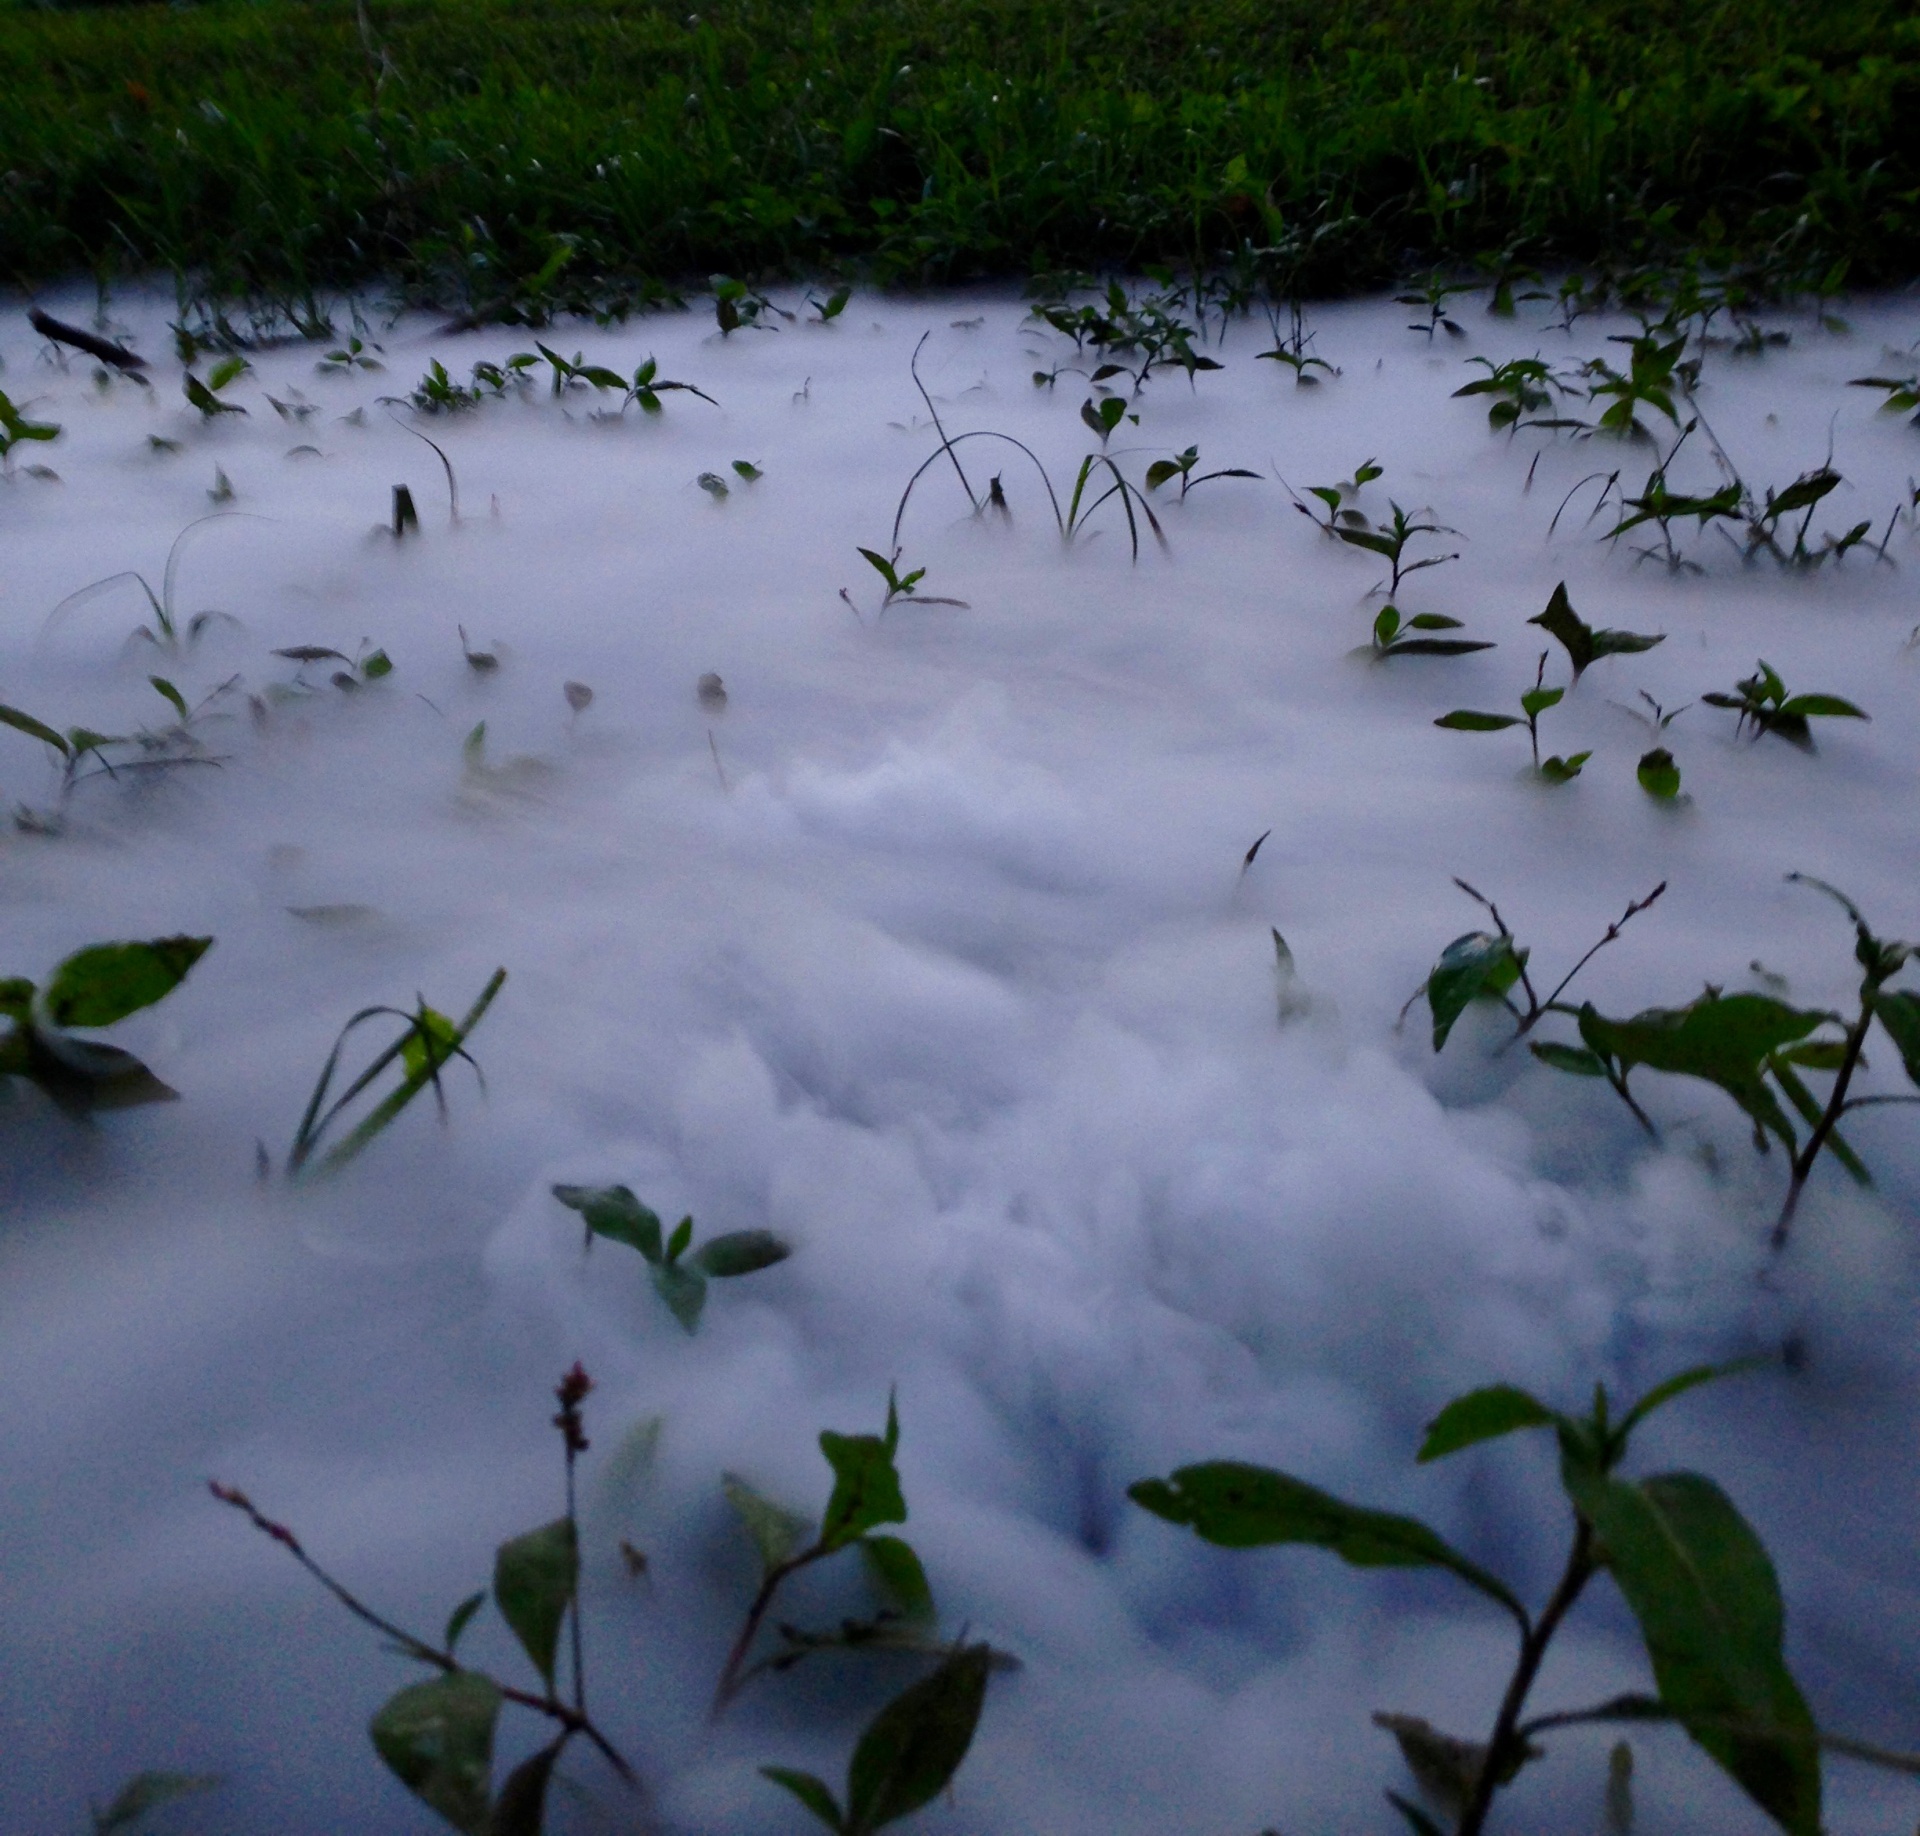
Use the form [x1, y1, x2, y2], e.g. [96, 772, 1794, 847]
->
[493, 1517, 577, 1689]
[369, 1671, 499, 1835]
[41, 936, 212, 1029]
[401, 1006, 459, 1082]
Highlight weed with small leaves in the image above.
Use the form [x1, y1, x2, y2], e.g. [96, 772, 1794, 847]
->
[1435, 654, 1588, 779]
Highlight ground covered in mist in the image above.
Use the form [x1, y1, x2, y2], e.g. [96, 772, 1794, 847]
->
[2, 281, 1919, 1834]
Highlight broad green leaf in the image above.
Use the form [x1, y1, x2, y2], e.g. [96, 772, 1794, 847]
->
[1418, 1384, 1556, 1463]
[651, 1260, 708, 1332]
[1128, 1462, 1526, 1622]
[1145, 459, 1181, 489]
[445, 1590, 487, 1653]
[723, 1472, 812, 1574]
[1407, 613, 1463, 630]
[551, 1184, 663, 1261]
[1776, 694, 1867, 722]
[1426, 931, 1524, 1051]
[1528, 582, 1595, 673]
[401, 1007, 459, 1082]
[207, 354, 249, 392]
[0, 977, 34, 1023]
[1564, 1469, 1819, 1834]
[1638, 749, 1681, 799]
[761, 1767, 845, 1831]
[1871, 990, 1920, 1085]
[362, 649, 394, 680]
[0, 702, 70, 755]
[1521, 684, 1565, 718]
[863, 1534, 936, 1623]
[370, 1671, 500, 1835]
[493, 1517, 577, 1688]
[1577, 994, 1825, 1155]
[819, 1406, 908, 1552]
[486, 1738, 562, 1836]
[94, 1770, 221, 1833]
[1434, 710, 1522, 732]
[22, 1032, 176, 1109]
[41, 936, 212, 1029]
[693, 1229, 792, 1278]
[1532, 1041, 1608, 1077]
[1373, 606, 1401, 645]
[1540, 750, 1590, 781]
[845, 1644, 992, 1834]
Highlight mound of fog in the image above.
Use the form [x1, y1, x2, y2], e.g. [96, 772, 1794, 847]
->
[2, 279, 1919, 1835]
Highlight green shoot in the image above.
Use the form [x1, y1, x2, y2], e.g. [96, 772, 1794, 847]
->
[1394, 271, 1474, 339]
[1847, 372, 1919, 424]
[318, 334, 383, 372]
[183, 354, 250, 419]
[1369, 605, 1494, 660]
[0, 389, 61, 474]
[1290, 465, 1457, 598]
[270, 639, 393, 694]
[807, 284, 853, 324]
[283, 968, 506, 1180]
[712, 274, 790, 334]
[1255, 299, 1336, 383]
[550, 1184, 790, 1333]
[1435, 653, 1587, 778]
[1144, 445, 1260, 501]
[1451, 356, 1576, 432]
[1700, 660, 1867, 750]
[853, 545, 968, 615]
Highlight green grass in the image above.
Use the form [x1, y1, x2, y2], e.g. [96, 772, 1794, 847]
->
[2, 0, 1917, 309]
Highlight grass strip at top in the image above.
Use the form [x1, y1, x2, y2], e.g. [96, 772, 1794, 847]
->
[2, 0, 1917, 306]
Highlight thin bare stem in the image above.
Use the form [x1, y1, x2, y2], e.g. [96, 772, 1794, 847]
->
[1537, 882, 1668, 1017]
[909, 331, 978, 515]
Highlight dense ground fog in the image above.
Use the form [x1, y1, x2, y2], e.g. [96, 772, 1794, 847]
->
[2, 278, 1919, 1834]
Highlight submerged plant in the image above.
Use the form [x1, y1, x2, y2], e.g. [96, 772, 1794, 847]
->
[1144, 445, 1260, 501]
[1527, 583, 1663, 680]
[0, 935, 212, 1112]
[1395, 272, 1473, 339]
[282, 968, 506, 1179]
[1580, 330, 1692, 438]
[1033, 281, 1220, 393]
[1435, 653, 1589, 779]
[1451, 356, 1575, 432]
[1129, 1361, 1909, 1835]
[1255, 299, 1336, 384]
[1847, 370, 1919, 425]
[212, 1365, 634, 1833]
[550, 1183, 790, 1332]
[0, 389, 60, 476]
[1700, 661, 1867, 749]
[183, 355, 249, 419]
[1368, 606, 1493, 660]
[44, 515, 247, 654]
[1291, 465, 1459, 600]
[712, 275, 789, 334]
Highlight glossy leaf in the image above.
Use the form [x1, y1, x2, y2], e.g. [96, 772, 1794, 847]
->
[1564, 1469, 1819, 1833]
[1418, 1384, 1556, 1462]
[724, 1472, 812, 1574]
[493, 1517, 577, 1689]
[41, 936, 212, 1030]
[1426, 931, 1525, 1050]
[693, 1228, 792, 1278]
[845, 1643, 992, 1834]
[1128, 1461, 1526, 1621]
[819, 1397, 907, 1552]
[369, 1671, 500, 1835]
[551, 1184, 663, 1261]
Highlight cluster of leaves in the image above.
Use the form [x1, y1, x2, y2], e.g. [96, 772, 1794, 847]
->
[1702, 660, 1868, 750]
[1032, 281, 1222, 394]
[1290, 461, 1459, 601]
[551, 1183, 790, 1332]
[712, 274, 793, 334]
[1132, 1363, 1832, 1835]
[0, 935, 211, 1113]
[406, 350, 712, 416]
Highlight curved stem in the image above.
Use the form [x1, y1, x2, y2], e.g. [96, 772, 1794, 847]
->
[909, 330, 978, 516]
[1774, 986, 1877, 1249]
[710, 1545, 825, 1718]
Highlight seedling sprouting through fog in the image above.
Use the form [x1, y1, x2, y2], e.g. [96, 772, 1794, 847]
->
[1291, 464, 1460, 599]
[1702, 660, 1867, 749]
[1435, 653, 1589, 780]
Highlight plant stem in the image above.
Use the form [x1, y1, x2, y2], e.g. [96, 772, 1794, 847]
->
[1455, 1521, 1595, 1836]
[710, 1544, 826, 1717]
[1773, 985, 1876, 1248]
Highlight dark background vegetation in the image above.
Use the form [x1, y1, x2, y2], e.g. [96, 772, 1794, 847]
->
[1, 0, 1917, 309]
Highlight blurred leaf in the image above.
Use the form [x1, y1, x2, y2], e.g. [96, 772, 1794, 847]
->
[42, 936, 212, 1029]
[486, 1739, 562, 1836]
[1871, 990, 1920, 1085]
[0, 977, 35, 1023]
[724, 1472, 812, 1574]
[551, 1184, 663, 1261]
[149, 676, 189, 722]
[1563, 1468, 1819, 1834]
[1418, 1384, 1556, 1462]
[1540, 750, 1590, 781]
[1426, 931, 1524, 1051]
[1128, 1462, 1525, 1620]
[862, 1534, 936, 1623]
[0, 702, 70, 755]
[1435, 710, 1522, 732]
[207, 354, 248, 392]
[819, 1401, 907, 1552]
[1521, 684, 1564, 718]
[1777, 694, 1866, 721]
[493, 1518, 577, 1689]
[1532, 1040, 1609, 1077]
[761, 1767, 845, 1831]
[1373, 1711, 1537, 1819]
[370, 1671, 499, 1835]
[444, 1591, 487, 1653]
[651, 1259, 708, 1332]
[693, 1229, 791, 1278]
[844, 1643, 992, 1834]
[401, 1007, 459, 1082]
[1638, 749, 1681, 799]
[1529, 582, 1664, 679]
[665, 1214, 693, 1262]
[1386, 1791, 1450, 1836]
[362, 649, 394, 680]
[93, 1771, 221, 1833]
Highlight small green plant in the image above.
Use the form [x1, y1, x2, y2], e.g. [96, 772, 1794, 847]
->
[807, 284, 853, 324]
[281, 967, 506, 1179]
[1451, 356, 1576, 431]
[713, 1394, 999, 1712]
[1368, 605, 1493, 659]
[851, 546, 969, 615]
[407, 359, 484, 413]
[1848, 371, 1919, 425]
[88, 1771, 221, 1834]
[1395, 271, 1473, 339]
[1, 701, 126, 829]
[1144, 445, 1260, 500]
[1079, 394, 1134, 447]
[1701, 661, 1867, 749]
[1600, 449, 1743, 572]
[624, 355, 716, 414]
[319, 334, 383, 372]
[1435, 653, 1589, 779]
[270, 640, 394, 693]
[1580, 331, 1691, 438]
[1130, 1361, 1868, 1836]
[1255, 299, 1336, 383]
[212, 1365, 634, 1833]
[46, 515, 247, 654]
[712, 275, 789, 334]
[761, 1642, 994, 1835]
[0, 388, 60, 475]
[0, 935, 212, 1111]
[1033, 281, 1220, 393]
[183, 355, 250, 419]
[550, 1183, 790, 1331]
[1736, 466, 1871, 568]
[1527, 582, 1664, 680]
[1291, 466, 1459, 599]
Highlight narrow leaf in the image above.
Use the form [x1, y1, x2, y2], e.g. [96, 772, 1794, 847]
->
[845, 1644, 992, 1834]
[692, 1229, 792, 1278]
[1435, 710, 1523, 732]
[493, 1518, 577, 1689]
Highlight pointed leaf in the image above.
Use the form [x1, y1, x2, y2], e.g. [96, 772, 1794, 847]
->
[1426, 931, 1524, 1050]
[723, 1473, 812, 1574]
[493, 1518, 577, 1689]
[1590, 629, 1666, 660]
[1418, 1385, 1557, 1462]
[1871, 990, 1920, 1086]
[401, 1006, 459, 1082]
[1563, 1469, 1819, 1834]
[94, 1771, 221, 1833]
[665, 1214, 693, 1262]
[761, 1767, 845, 1831]
[1776, 695, 1866, 721]
[692, 1229, 791, 1278]
[845, 1644, 992, 1834]
[551, 1184, 663, 1261]
[1521, 685, 1565, 718]
[0, 703, 70, 755]
[862, 1534, 936, 1623]
[1434, 710, 1522, 732]
[41, 936, 212, 1029]
[445, 1591, 487, 1653]
[370, 1671, 500, 1835]
[487, 1739, 562, 1836]
[1128, 1462, 1526, 1621]
[819, 1414, 908, 1552]
[149, 676, 189, 722]
[1529, 582, 1595, 674]
[1532, 1041, 1609, 1077]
